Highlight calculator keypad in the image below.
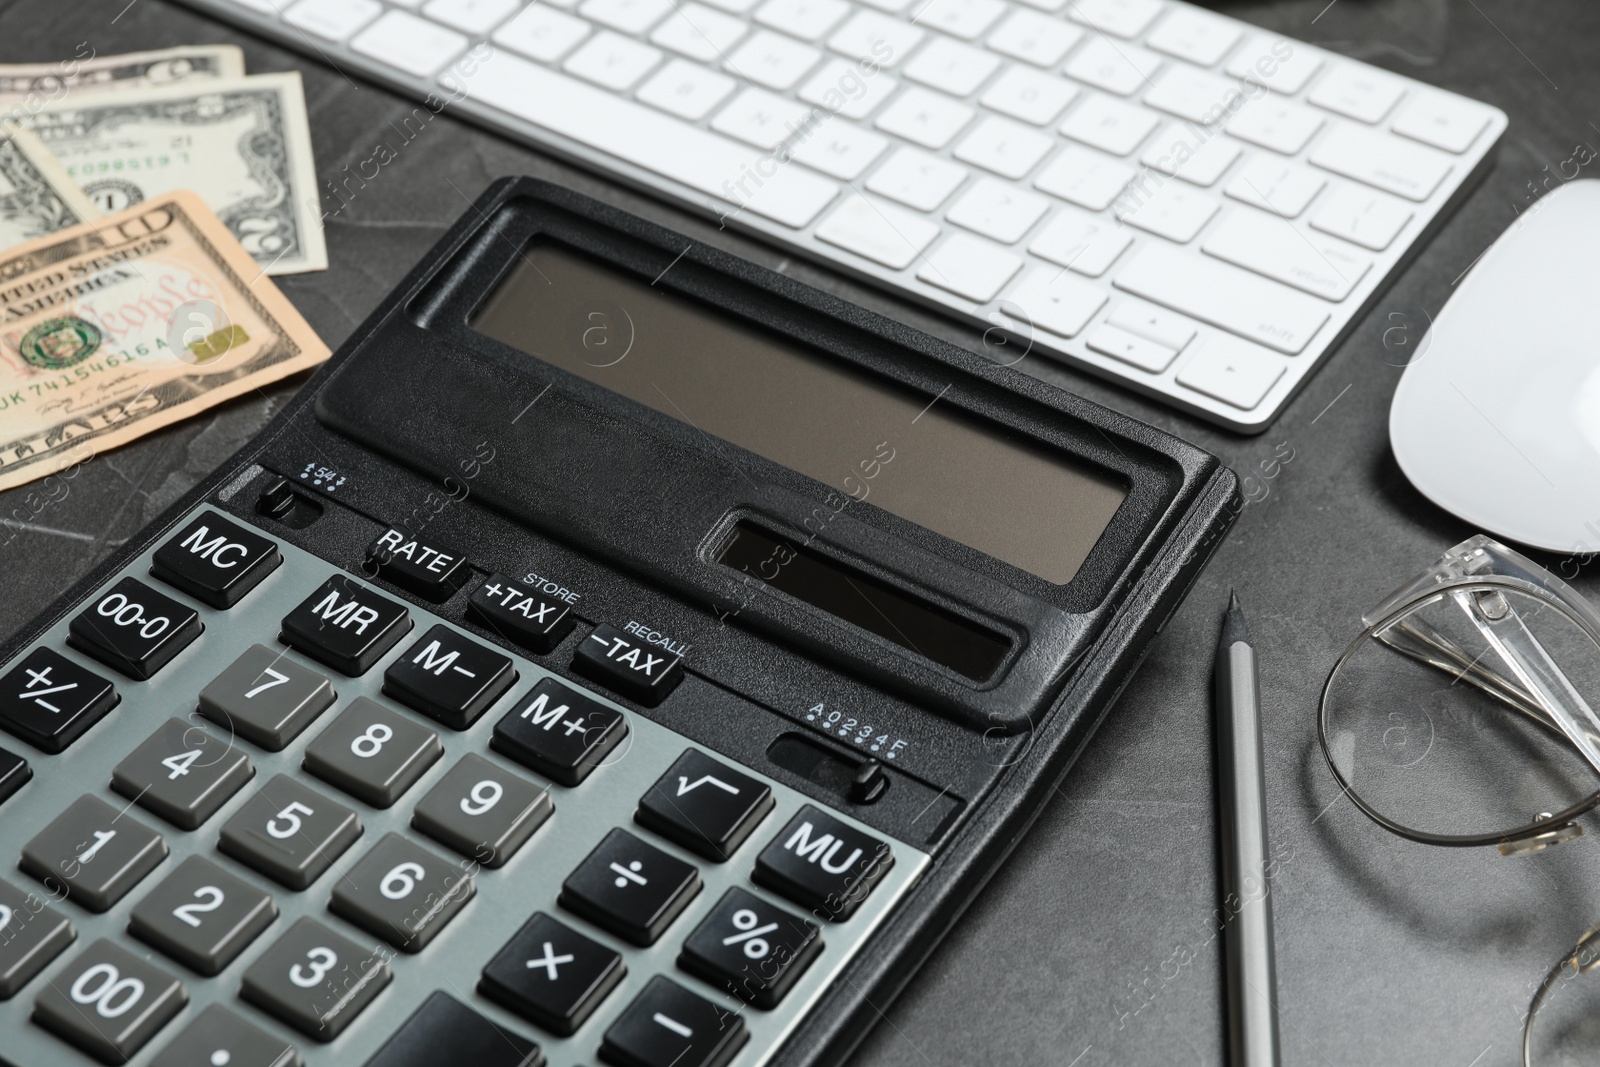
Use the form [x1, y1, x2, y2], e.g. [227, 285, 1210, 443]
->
[240, 917, 391, 1041]
[0, 878, 75, 998]
[198, 645, 336, 752]
[382, 624, 516, 729]
[20, 796, 168, 912]
[111, 718, 254, 830]
[560, 829, 701, 947]
[302, 698, 441, 808]
[217, 776, 361, 891]
[0, 648, 117, 753]
[33, 939, 187, 1062]
[328, 833, 473, 952]
[128, 856, 277, 976]
[68, 577, 202, 680]
[279, 576, 412, 676]
[480, 911, 626, 1036]
[410, 753, 551, 868]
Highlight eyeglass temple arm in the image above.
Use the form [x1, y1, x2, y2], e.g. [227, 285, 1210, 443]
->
[1374, 620, 1567, 737]
[1523, 923, 1600, 1067]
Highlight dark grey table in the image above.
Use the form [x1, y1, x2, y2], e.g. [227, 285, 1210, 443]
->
[5, 1, 1598, 1063]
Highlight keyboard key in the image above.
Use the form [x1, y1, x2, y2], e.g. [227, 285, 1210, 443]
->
[1204, 208, 1372, 301]
[1007, 266, 1108, 338]
[468, 574, 576, 655]
[280, 575, 412, 676]
[1034, 143, 1134, 212]
[636, 750, 774, 861]
[198, 644, 337, 751]
[816, 193, 942, 269]
[480, 911, 625, 1035]
[564, 30, 663, 90]
[282, 0, 382, 39]
[151, 511, 280, 609]
[21, 796, 166, 912]
[955, 116, 1053, 179]
[711, 86, 812, 148]
[240, 917, 391, 1041]
[1309, 182, 1413, 251]
[678, 887, 821, 1007]
[1141, 122, 1241, 186]
[412, 753, 552, 867]
[638, 59, 738, 120]
[1086, 322, 1177, 372]
[984, 9, 1081, 67]
[365, 991, 542, 1067]
[1063, 36, 1161, 96]
[917, 233, 1023, 301]
[111, 718, 254, 830]
[149, 1004, 299, 1067]
[1107, 300, 1197, 352]
[492, 677, 629, 786]
[910, 0, 1003, 39]
[1176, 335, 1287, 409]
[303, 697, 442, 807]
[1226, 96, 1324, 156]
[1391, 90, 1495, 153]
[725, 30, 821, 90]
[492, 2, 592, 61]
[572, 623, 684, 706]
[128, 856, 276, 976]
[0, 746, 26, 805]
[34, 939, 186, 1062]
[827, 11, 923, 67]
[330, 833, 473, 951]
[651, 1, 747, 60]
[421, 0, 519, 33]
[1142, 64, 1243, 126]
[1226, 35, 1323, 95]
[789, 116, 888, 179]
[1028, 206, 1131, 277]
[1114, 243, 1329, 354]
[1115, 180, 1218, 242]
[561, 829, 700, 945]
[874, 86, 972, 149]
[365, 528, 470, 603]
[580, 0, 671, 32]
[980, 66, 1078, 126]
[1310, 123, 1452, 201]
[1059, 92, 1159, 155]
[1224, 155, 1326, 218]
[798, 59, 897, 119]
[756, 0, 849, 41]
[865, 148, 967, 211]
[383, 625, 516, 729]
[69, 578, 202, 680]
[218, 775, 361, 891]
[0, 647, 116, 753]
[1145, 5, 1239, 66]
[1066, 0, 1162, 38]
[1308, 62, 1405, 124]
[753, 805, 893, 920]
[350, 10, 467, 77]
[946, 176, 1049, 243]
[599, 975, 747, 1067]
[0, 878, 74, 998]
[903, 38, 999, 97]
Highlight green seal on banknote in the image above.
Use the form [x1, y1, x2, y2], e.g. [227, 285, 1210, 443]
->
[20, 317, 103, 370]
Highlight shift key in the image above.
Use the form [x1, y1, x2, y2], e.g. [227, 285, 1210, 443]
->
[1113, 243, 1329, 355]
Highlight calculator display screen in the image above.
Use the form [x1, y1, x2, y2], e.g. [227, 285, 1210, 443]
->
[470, 241, 1127, 584]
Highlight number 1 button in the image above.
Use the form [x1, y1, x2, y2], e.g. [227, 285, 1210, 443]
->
[241, 917, 391, 1041]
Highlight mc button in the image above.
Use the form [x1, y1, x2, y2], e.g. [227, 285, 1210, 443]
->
[572, 624, 682, 706]
[150, 510, 280, 608]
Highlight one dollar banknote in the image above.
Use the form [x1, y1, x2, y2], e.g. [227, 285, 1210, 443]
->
[0, 124, 100, 249]
[0, 44, 245, 106]
[0, 190, 330, 491]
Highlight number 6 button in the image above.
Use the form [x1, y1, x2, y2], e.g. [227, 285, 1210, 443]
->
[33, 939, 187, 1062]
[330, 833, 474, 952]
[218, 776, 361, 891]
[241, 917, 391, 1041]
[129, 856, 277, 976]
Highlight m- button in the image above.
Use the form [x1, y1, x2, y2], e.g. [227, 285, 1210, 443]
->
[572, 623, 683, 706]
[366, 527, 470, 602]
[280, 575, 412, 675]
[150, 510, 280, 608]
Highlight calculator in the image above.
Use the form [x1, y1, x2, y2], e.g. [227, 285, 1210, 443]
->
[0, 178, 1238, 1067]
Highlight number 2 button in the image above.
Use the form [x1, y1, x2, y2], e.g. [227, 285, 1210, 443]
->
[241, 917, 390, 1041]
[129, 856, 276, 976]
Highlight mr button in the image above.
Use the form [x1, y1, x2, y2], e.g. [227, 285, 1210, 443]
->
[280, 575, 412, 675]
[572, 623, 682, 706]
[150, 510, 280, 608]
[366, 528, 469, 602]
[753, 806, 894, 922]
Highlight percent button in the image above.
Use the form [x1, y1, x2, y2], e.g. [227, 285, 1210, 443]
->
[677, 887, 822, 1009]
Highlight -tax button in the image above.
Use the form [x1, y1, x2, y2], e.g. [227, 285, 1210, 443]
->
[367, 527, 470, 602]
[150, 510, 280, 608]
[572, 624, 683, 706]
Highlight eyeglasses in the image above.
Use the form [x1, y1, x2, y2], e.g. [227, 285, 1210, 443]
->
[1317, 534, 1600, 1064]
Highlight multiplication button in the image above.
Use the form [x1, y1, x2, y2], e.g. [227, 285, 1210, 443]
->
[599, 975, 747, 1067]
[68, 577, 201, 680]
[383, 624, 516, 729]
[150, 510, 280, 608]
[480, 911, 625, 1036]
[492, 677, 628, 786]
[0, 648, 116, 753]
[280, 575, 411, 676]
[467, 573, 575, 653]
[678, 887, 821, 1008]
[33, 939, 187, 1063]
[572, 623, 683, 706]
[559, 829, 699, 946]
[752, 806, 894, 922]
[635, 749, 773, 862]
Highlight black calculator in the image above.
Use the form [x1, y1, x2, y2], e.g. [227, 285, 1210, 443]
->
[0, 179, 1238, 1067]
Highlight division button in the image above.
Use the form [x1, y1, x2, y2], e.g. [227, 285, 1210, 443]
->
[279, 575, 412, 676]
[0, 877, 75, 998]
[599, 975, 748, 1067]
[19, 795, 168, 912]
[559, 829, 700, 947]
[411, 753, 552, 868]
[479, 911, 625, 1037]
[678, 887, 822, 1009]
[197, 645, 336, 752]
[467, 574, 575, 654]
[571, 623, 683, 706]
[239, 917, 391, 1042]
[491, 677, 628, 787]
[752, 805, 894, 922]
[0, 745, 29, 805]
[365, 991, 543, 1067]
[0, 648, 117, 753]
[366, 527, 471, 602]
[128, 856, 277, 977]
[302, 697, 442, 808]
[329, 833, 474, 953]
[382, 624, 517, 729]
[635, 749, 773, 862]
[33, 939, 187, 1063]
[111, 718, 254, 830]
[68, 577, 202, 680]
[149, 1004, 300, 1067]
[218, 775, 362, 891]
[150, 510, 281, 608]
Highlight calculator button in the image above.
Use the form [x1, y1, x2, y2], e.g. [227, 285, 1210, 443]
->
[20, 795, 168, 912]
[218, 775, 362, 891]
[68, 577, 202, 680]
[128, 856, 277, 976]
[366, 527, 471, 602]
[302, 697, 442, 808]
[599, 975, 748, 1067]
[279, 575, 412, 676]
[198, 645, 337, 752]
[329, 833, 473, 952]
[150, 511, 281, 608]
[112, 718, 254, 830]
[382, 624, 517, 729]
[240, 916, 391, 1041]
[366, 991, 543, 1067]
[33, 938, 187, 1063]
[0, 648, 118, 753]
[0, 877, 75, 998]
[752, 805, 893, 921]
[411, 753, 552, 868]
[0, 744, 30, 804]
[635, 749, 774, 862]
[467, 573, 575, 653]
[150, 1004, 300, 1067]
[678, 887, 822, 1008]
[492, 677, 628, 786]
[559, 829, 700, 946]
[479, 911, 624, 1036]
[572, 623, 683, 706]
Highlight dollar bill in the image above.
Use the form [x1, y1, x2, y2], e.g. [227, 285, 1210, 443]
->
[26, 72, 327, 275]
[0, 190, 331, 492]
[0, 125, 100, 248]
[0, 45, 246, 107]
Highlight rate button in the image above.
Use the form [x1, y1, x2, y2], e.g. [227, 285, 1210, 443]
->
[366, 527, 470, 602]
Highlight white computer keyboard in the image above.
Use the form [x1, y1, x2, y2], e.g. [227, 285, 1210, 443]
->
[181, 0, 1506, 431]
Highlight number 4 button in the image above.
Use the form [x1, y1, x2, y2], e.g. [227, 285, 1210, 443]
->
[111, 718, 254, 830]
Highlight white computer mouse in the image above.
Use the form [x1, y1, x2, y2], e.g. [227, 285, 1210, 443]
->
[1390, 177, 1600, 554]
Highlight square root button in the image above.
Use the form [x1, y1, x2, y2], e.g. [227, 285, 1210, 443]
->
[635, 749, 773, 862]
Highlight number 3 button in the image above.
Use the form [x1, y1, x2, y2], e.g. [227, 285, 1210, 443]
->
[129, 856, 276, 976]
[241, 917, 391, 1041]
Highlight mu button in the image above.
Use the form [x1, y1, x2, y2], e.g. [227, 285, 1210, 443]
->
[280, 575, 412, 676]
[572, 624, 682, 706]
[150, 510, 280, 608]
[366, 527, 470, 602]
[384, 624, 517, 729]
[752, 806, 894, 922]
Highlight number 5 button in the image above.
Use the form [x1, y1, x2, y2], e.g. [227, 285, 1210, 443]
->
[219, 776, 361, 891]
[412, 753, 552, 868]
[330, 833, 474, 952]
[241, 917, 391, 1041]
[129, 856, 276, 976]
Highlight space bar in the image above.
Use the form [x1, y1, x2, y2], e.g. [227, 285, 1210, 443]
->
[442, 51, 838, 229]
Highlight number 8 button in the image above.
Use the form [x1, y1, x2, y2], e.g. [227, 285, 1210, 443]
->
[302, 698, 442, 808]
[34, 939, 187, 1061]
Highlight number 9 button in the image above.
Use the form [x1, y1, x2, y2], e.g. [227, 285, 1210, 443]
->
[128, 856, 276, 976]
[411, 753, 552, 868]
[240, 916, 391, 1041]
[329, 832, 474, 952]
[302, 697, 442, 808]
